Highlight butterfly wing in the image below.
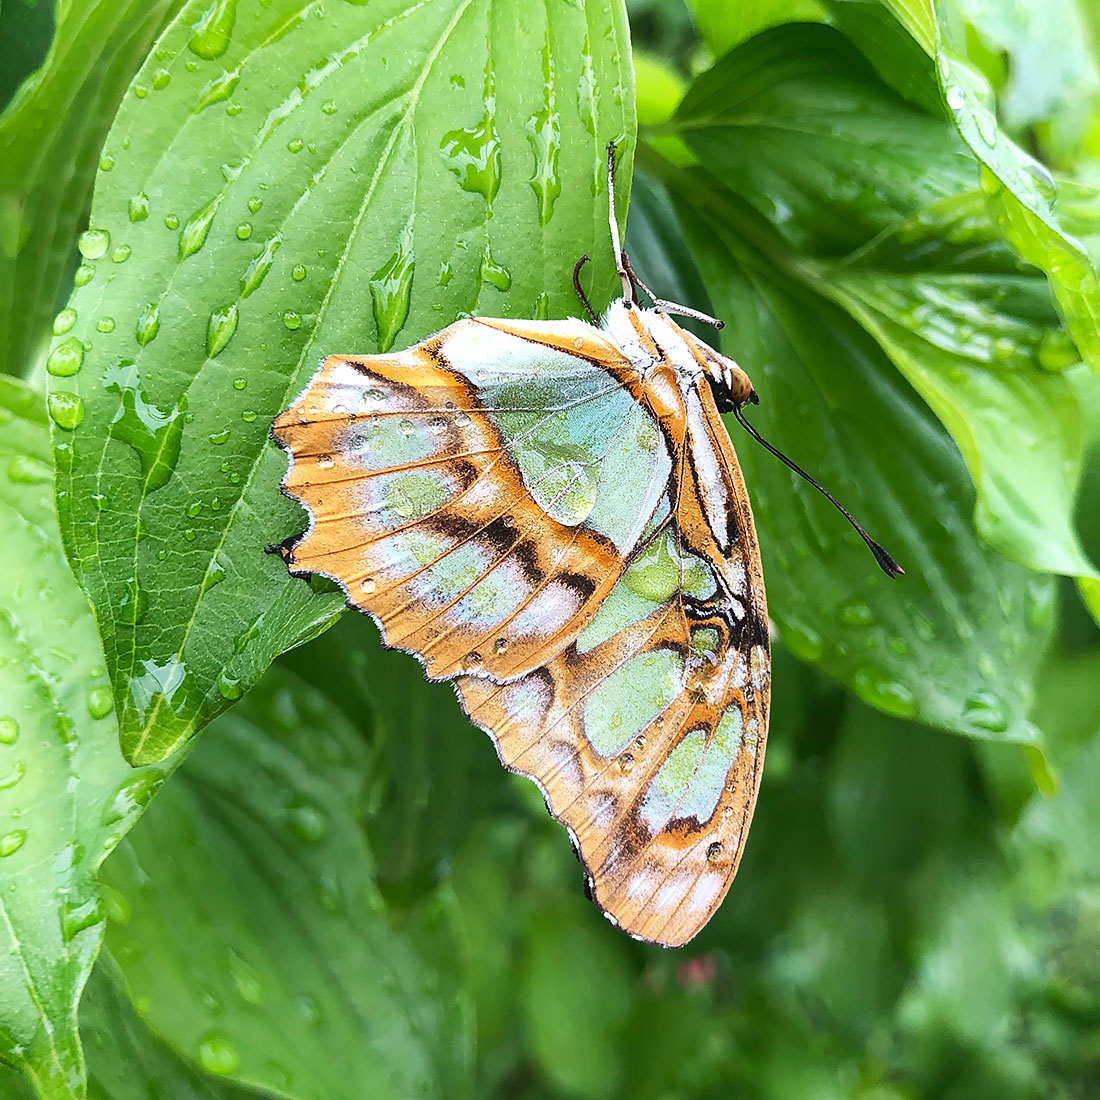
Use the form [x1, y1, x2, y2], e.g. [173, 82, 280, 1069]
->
[272, 318, 673, 681]
[458, 373, 770, 947]
[273, 317, 770, 946]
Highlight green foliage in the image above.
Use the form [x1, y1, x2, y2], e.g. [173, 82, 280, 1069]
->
[0, 0, 1098, 1097]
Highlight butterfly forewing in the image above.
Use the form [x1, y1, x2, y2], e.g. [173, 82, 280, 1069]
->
[272, 315, 770, 946]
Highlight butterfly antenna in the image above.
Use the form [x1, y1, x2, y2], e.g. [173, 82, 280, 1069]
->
[731, 402, 904, 579]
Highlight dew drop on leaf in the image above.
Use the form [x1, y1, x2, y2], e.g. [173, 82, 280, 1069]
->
[128, 192, 150, 222]
[47, 338, 84, 377]
[0, 717, 19, 744]
[196, 1032, 241, 1076]
[53, 308, 77, 335]
[188, 0, 238, 60]
[207, 303, 239, 357]
[86, 686, 114, 720]
[0, 830, 27, 858]
[47, 392, 85, 430]
[78, 228, 110, 260]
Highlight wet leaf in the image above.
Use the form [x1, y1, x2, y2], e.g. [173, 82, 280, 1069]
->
[102, 663, 474, 1100]
[0, 0, 184, 378]
[50, 0, 635, 765]
[0, 376, 165, 1100]
[645, 161, 1053, 741]
[666, 24, 1099, 604]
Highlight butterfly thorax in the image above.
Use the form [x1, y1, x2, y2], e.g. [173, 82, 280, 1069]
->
[602, 300, 754, 410]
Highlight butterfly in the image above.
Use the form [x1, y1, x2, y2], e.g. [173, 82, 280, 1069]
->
[271, 144, 900, 947]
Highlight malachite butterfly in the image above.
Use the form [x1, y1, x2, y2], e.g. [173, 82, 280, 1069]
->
[271, 144, 900, 947]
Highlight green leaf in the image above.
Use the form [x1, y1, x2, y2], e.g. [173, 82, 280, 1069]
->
[51, 0, 636, 766]
[1, 962, 265, 1100]
[0, 376, 166, 1100]
[668, 25, 1100, 598]
[685, 0, 827, 57]
[816, 200, 1099, 586]
[281, 614, 507, 899]
[926, 1, 1100, 377]
[521, 902, 634, 1100]
[648, 161, 1053, 741]
[0, 0, 185, 379]
[102, 663, 474, 1100]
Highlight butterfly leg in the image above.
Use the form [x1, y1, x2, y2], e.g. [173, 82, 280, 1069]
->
[620, 253, 725, 331]
[572, 255, 599, 324]
[606, 141, 635, 302]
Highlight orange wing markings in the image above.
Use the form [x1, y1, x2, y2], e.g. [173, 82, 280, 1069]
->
[273, 341, 640, 681]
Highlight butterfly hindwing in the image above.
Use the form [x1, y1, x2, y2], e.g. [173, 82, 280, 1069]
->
[272, 315, 770, 946]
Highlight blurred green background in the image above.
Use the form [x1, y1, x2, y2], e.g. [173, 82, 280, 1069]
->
[2, 0, 1100, 1097]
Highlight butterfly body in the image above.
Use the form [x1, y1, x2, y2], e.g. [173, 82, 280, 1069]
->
[272, 298, 770, 947]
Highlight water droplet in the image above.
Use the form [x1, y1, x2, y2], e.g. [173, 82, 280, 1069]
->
[48, 392, 85, 431]
[87, 686, 114, 720]
[963, 692, 1009, 734]
[164, 213, 180, 230]
[74, 263, 95, 287]
[208, 427, 230, 445]
[118, 576, 149, 626]
[180, 195, 223, 261]
[359, 577, 376, 594]
[60, 896, 103, 941]
[316, 453, 334, 468]
[837, 599, 874, 628]
[133, 84, 148, 99]
[973, 108, 998, 148]
[7, 455, 51, 484]
[197, 1032, 240, 1076]
[440, 111, 501, 202]
[236, 222, 252, 240]
[495, 637, 508, 653]
[99, 154, 114, 172]
[153, 67, 171, 90]
[207, 303, 239, 357]
[135, 303, 160, 346]
[369, 222, 414, 352]
[287, 800, 327, 843]
[618, 752, 635, 773]
[282, 310, 301, 330]
[216, 670, 241, 699]
[194, 65, 241, 112]
[853, 668, 918, 719]
[287, 137, 304, 153]
[53, 308, 77, 335]
[706, 841, 722, 862]
[232, 377, 247, 390]
[291, 263, 306, 281]
[104, 362, 185, 492]
[0, 831, 27, 858]
[128, 192, 150, 222]
[47, 338, 84, 377]
[525, 43, 561, 225]
[0, 717, 18, 743]
[240, 409, 257, 423]
[112, 245, 131, 264]
[398, 418, 414, 436]
[239, 233, 282, 298]
[321, 98, 337, 115]
[229, 953, 264, 1004]
[480, 252, 511, 291]
[1037, 328, 1078, 370]
[945, 86, 964, 111]
[0, 761, 26, 790]
[96, 316, 116, 333]
[78, 228, 110, 260]
[188, 0, 238, 60]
